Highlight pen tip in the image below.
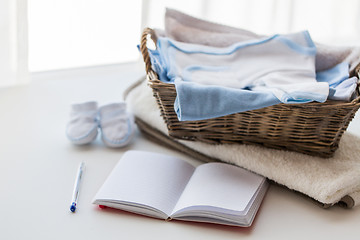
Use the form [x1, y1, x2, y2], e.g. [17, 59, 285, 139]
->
[70, 203, 77, 213]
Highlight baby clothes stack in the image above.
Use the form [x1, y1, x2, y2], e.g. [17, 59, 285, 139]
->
[148, 9, 359, 121]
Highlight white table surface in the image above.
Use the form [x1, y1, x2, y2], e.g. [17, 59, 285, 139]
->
[1, 62, 360, 240]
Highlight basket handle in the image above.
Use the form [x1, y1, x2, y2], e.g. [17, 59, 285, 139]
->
[140, 28, 157, 74]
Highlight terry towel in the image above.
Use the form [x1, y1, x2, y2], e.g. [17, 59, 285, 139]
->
[125, 78, 360, 208]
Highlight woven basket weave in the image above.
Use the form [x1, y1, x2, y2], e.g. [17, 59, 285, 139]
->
[140, 28, 360, 158]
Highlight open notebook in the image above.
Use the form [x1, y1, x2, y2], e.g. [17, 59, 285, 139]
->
[93, 150, 269, 227]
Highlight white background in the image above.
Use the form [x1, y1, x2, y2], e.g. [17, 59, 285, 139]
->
[27, 0, 360, 72]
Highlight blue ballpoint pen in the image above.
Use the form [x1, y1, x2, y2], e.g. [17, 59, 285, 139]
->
[70, 162, 85, 213]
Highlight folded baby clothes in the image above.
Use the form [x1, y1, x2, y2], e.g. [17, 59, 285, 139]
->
[98, 103, 135, 148]
[66, 101, 99, 145]
[163, 8, 360, 74]
[148, 9, 360, 121]
[150, 31, 330, 121]
[316, 62, 359, 101]
[173, 64, 359, 121]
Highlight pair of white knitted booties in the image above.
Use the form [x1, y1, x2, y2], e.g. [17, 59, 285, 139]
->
[66, 101, 135, 148]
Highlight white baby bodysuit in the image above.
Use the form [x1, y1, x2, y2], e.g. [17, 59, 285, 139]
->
[157, 31, 329, 104]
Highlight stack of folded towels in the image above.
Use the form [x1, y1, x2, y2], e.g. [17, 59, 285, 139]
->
[148, 8, 360, 121]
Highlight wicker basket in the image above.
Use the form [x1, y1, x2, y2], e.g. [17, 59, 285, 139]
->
[140, 28, 360, 158]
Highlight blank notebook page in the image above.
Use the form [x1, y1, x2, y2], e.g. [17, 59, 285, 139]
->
[171, 162, 265, 215]
[94, 151, 195, 216]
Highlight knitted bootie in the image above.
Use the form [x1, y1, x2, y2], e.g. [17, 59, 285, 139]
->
[98, 102, 135, 148]
[66, 101, 99, 145]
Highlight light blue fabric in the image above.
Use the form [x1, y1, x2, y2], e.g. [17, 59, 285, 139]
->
[316, 62, 357, 101]
[174, 79, 281, 121]
[148, 48, 170, 82]
[327, 76, 358, 101]
[316, 62, 349, 86]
